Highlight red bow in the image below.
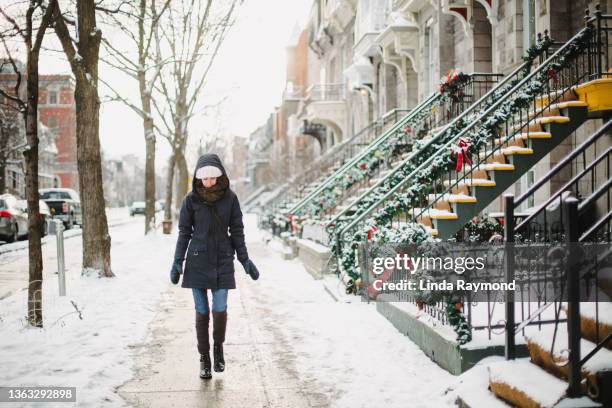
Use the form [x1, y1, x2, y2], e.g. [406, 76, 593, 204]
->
[367, 225, 378, 240]
[454, 138, 472, 172]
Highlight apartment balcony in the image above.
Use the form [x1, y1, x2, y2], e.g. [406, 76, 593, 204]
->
[354, 0, 389, 57]
[302, 84, 348, 141]
[323, 0, 357, 32]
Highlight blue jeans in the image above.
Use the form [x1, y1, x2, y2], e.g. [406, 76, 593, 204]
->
[192, 288, 228, 314]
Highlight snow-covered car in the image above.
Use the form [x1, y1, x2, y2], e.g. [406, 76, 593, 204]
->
[130, 201, 146, 216]
[0, 194, 29, 243]
[39, 188, 82, 230]
[16, 199, 51, 237]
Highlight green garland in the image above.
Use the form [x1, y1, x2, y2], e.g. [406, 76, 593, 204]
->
[333, 33, 560, 278]
[330, 32, 589, 345]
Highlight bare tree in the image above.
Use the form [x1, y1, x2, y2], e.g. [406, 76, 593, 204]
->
[151, 0, 241, 220]
[0, 0, 58, 327]
[52, 0, 114, 277]
[98, 0, 170, 234]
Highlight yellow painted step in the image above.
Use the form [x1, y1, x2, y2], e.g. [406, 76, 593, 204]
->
[574, 78, 612, 112]
[479, 147, 533, 160]
[420, 224, 438, 236]
[427, 193, 477, 204]
[494, 132, 552, 145]
[534, 87, 578, 108]
[527, 100, 586, 120]
[443, 178, 496, 188]
[501, 146, 534, 155]
[409, 207, 459, 220]
[463, 162, 516, 172]
[537, 115, 570, 125]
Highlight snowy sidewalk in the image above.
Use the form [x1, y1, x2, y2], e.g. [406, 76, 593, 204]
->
[118, 214, 456, 408]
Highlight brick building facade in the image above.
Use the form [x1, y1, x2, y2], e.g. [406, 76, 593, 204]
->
[0, 67, 76, 196]
[38, 75, 78, 191]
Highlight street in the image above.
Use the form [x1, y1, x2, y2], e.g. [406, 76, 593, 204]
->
[0, 212, 456, 408]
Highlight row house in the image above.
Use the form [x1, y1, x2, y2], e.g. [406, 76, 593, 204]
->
[258, 1, 612, 406]
[0, 62, 65, 196]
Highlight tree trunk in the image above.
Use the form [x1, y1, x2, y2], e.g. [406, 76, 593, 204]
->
[0, 158, 6, 193]
[174, 149, 188, 215]
[144, 129, 156, 233]
[74, 0, 113, 277]
[139, 0, 156, 235]
[25, 50, 43, 328]
[164, 153, 175, 220]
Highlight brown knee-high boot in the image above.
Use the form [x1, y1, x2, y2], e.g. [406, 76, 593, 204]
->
[212, 310, 227, 372]
[196, 311, 212, 379]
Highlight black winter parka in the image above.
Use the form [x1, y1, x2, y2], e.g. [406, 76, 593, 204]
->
[173, 154, 248, 289]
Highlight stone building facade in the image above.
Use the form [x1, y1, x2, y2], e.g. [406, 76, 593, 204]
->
[250, 0, 612, 214]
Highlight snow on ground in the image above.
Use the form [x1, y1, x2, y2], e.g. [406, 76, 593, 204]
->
[0, 212, 461, 408]
[0, 207, 144, 255]
[242, 214, 457, 408]
[0, 217, 175, 407]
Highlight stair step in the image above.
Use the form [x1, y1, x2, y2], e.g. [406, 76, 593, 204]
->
[527, 322, 612, 380]
[537, 115, 571, 125]
[478, 146, 533, 160]
[580, 303, 612, 349]
[527, 100, 587, 119]
[489, 359, 568, 408]
[443, 178, 496, 188]
[421, 224, 438, 236]
[510, 115, 570, 133]
[455, 357, 513, 408]
[494, 131, 551, 145]
[409, 207, 458, 220]
[427, 193, 477, 204]
[535, 87, 578, 107]
[463, 162, 516, 173]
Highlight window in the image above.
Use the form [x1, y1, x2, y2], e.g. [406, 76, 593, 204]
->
[527, 170, 535, 208]
[522, 0, 536, 51]
[48, 90, 58, 105]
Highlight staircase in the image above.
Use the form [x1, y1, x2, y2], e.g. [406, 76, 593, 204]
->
[324, 49, 558, 245]
[292, 73, 506, 244]
[260, 108, 409, 236]
[336, 16, 612, 282]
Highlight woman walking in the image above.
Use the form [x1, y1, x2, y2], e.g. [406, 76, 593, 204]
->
[169, 153, 260, 379]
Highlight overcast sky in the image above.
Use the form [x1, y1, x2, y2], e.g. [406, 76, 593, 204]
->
[36, 0, 313, 170]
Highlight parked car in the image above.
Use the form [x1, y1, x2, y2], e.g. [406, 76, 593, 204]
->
[39, 188, 82, 230]
[130, 201, 146, 216]
[15, 199, 51, 237]
[0, 194, 29, 243]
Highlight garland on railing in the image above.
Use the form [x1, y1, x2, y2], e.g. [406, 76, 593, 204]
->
[298, 130, 408, 218]
[438, 69, 471, 101]
[332, 33, 558, 275]
[331, 33, 568, 344]
[456, 215, 504, 242]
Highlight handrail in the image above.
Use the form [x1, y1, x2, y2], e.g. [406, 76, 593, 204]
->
[340, 22, 592, 238]
[326, 72, 506, 229]
[580, 209, 612, 242]
[287, 92, 440, 215]
[578, 176, 612, 213]
[514, 144, 612, 231]
[515, 118, 612, 209]
[266, 107, 409, 213]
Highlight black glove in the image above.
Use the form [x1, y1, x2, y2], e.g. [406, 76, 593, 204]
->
[170, 259, 183, 284]
[241, 259, 259, 281]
